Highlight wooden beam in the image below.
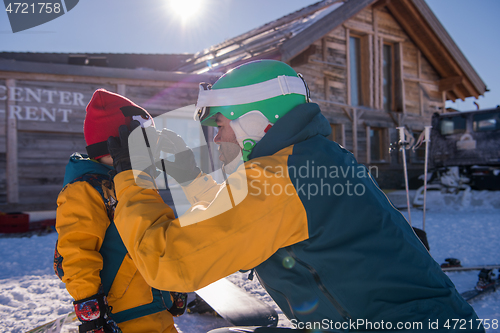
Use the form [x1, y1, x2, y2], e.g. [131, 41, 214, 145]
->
[6, 79, 19, 203]
[0, 71, 203, 89]
[388, 111, 399, 126]
[387, 0, 484, 101]
[360, 35, 372, 107]
[0, 59, 216, 86]
[340, 123, 346, 148]
[454, 86, 467, 102]
[117, 84, 126, 96]
[342, 107, 353, 122]
[379, 37, 384, 110]
[403, 76, 437, 85]
[353, 108, 358, 159]
[411, 0, 486, 96]
[184, 0, 340, 64]
[386, 1, 461, 76]
[366, 35, 374, 108]
[366, 125, 371, 164]
[372, 0, 392, 10]
[324, 76, 330, 101]
[346, 27, 351, 106]
[373, 9, 380, 109]
[281, 0, 378, 62]
[397, 42, 406, 114]
[461, 79, 480, 99]
[309, 58, 346, 69]
[343, 22, 374, 35]
[438, 76, 463, 92]
[322, 37, 328, 62]
[417, 50, 424, 116]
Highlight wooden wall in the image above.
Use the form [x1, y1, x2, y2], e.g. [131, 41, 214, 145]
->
[0, 70, 212, 212]
[290, 4, 446, 188]
[0, 79, 5, 204]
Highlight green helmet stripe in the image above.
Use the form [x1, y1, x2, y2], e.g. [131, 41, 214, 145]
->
[196, 75, 307, 108]
[195, 60, 308, 127]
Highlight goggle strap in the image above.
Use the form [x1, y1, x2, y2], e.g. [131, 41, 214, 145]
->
[195, 75, 307, 109]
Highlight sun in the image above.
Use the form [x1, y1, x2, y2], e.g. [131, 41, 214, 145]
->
[169, 0, 204, 21]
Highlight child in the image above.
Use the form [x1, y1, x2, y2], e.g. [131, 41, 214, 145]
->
[54, 89, 184, 333]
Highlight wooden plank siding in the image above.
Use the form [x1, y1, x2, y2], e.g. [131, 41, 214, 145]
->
[2, 0, 483, 208]
[0, 65, 215, 211]
[290, 3, 445, 188]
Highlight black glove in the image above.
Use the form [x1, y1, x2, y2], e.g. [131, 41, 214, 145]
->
[107, 121, 140, 174]
[168, 292, 188, 317]
[156, 129, 201, 185]
[73, 293, 122, 333]
[108, 121, 159, 177]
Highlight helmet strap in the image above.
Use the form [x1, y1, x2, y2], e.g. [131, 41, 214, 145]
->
[242, 139, 257, 162]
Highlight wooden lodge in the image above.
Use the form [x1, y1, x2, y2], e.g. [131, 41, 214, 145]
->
[0, 0, 487, 212]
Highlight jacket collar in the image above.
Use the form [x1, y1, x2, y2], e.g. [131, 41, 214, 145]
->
[249, 103, 331, 160]
[63, 153, 114, 187]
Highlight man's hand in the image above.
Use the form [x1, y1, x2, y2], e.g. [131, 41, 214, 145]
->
[156, 129, 201, 185]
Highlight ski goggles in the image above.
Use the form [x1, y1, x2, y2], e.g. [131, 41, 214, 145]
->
[194, 75, 310, 122]
[194, 83, 213, 122]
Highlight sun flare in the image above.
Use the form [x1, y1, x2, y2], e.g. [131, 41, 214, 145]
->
[169, 0, 204, 21]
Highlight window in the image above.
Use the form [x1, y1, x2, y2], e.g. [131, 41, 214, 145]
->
[473, 113, 500, 132]
[382, 44, 394, 111]
[348, 34, 371, 107]
[329, 123, 344, 146]
[370, 128, 386, 162]
[349, 36, 362, 106]
[439, 116, 466, 135]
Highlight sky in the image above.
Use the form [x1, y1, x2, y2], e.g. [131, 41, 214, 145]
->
[1, 0, 499, 111]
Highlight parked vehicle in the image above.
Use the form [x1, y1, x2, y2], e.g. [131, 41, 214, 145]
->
[429, 106, 500, 190]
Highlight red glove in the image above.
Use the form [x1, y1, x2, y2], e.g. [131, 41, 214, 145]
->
[73, 293, 122, 333]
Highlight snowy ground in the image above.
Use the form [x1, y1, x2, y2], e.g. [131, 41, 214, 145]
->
[1, 189, 500, 333]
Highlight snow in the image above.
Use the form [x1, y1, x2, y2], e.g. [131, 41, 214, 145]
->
[1, 190, 500, 333]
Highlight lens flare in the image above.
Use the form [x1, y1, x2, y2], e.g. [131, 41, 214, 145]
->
[169, 0, 203, 21]
[294, 298, 319, 315]
[282, 256, 296, 269]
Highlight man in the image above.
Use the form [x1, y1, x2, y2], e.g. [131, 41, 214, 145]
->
[108, 60, 483, 332]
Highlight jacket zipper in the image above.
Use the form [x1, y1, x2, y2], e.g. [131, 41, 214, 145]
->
[286, 248, 352, 322]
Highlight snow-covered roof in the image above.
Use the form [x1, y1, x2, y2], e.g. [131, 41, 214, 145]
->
[176, 0, 487, 101]
[176, 0, 346, 74]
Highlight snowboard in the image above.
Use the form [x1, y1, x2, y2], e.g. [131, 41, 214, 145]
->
[25, 312, 77, 333]
[191, 278, 278, 327]
[441, 258, 500, 272]
[460, 268, 500, 303]
[442, 265, 500, 272]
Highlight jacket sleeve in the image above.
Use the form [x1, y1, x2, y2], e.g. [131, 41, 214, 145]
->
[181, 173, 221, 206]
[113, 149, 309, 293]
[56, 181, 110, 300]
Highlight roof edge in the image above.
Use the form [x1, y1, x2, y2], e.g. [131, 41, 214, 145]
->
[280, 0, 378, 62]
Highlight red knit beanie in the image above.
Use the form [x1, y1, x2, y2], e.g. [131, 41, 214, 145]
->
[84, 89, 154, 159]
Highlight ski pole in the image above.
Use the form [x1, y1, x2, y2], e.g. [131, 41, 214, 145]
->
[397, 126, 411, 226]
[422, 126, 432, 231]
